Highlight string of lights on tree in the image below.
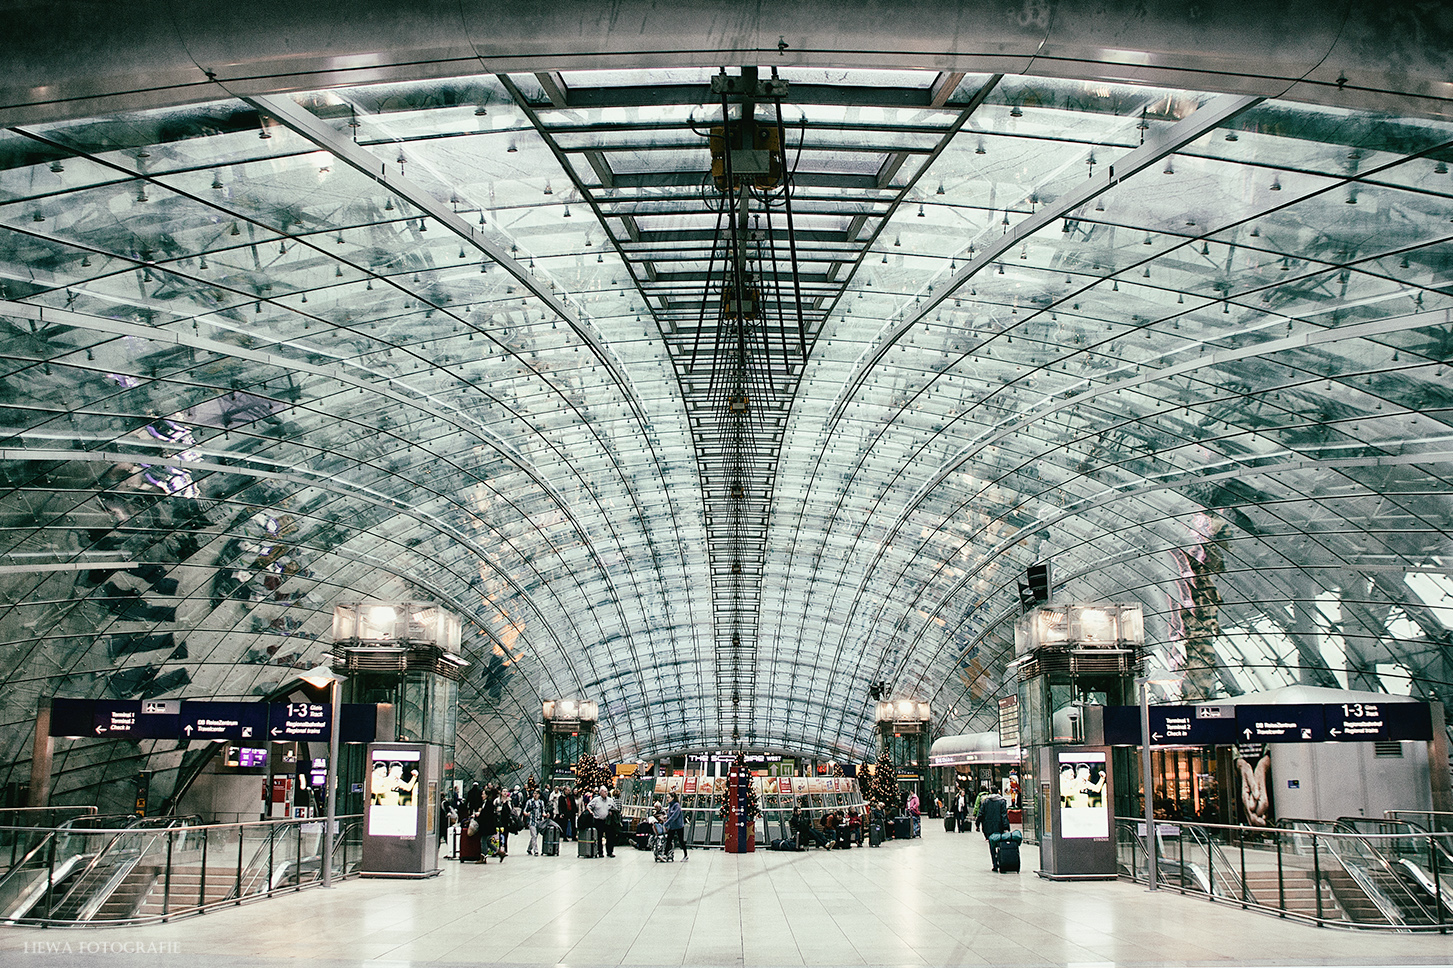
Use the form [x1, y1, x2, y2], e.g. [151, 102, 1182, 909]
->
[573, 752, 611, 793]
[867, 749, 898, 807]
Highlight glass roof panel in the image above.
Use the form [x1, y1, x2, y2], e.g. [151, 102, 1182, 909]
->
[0, 64, 1450, 804]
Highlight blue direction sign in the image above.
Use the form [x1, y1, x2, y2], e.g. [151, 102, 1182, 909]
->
[1235, 704, 1327, 744]
[90, 700, 179, 739]
[269, 702, 330, 741]
[51, 698, 375, 743]
[1149, 704, 1238, 745]
[179, 701, 266, 742]
[1325, 701, 1433, 742]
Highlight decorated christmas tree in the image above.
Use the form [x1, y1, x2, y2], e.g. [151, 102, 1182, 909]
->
[573, 752, 610, 793]
[868, 748, 898, 807]
[829, 761, 844, 778]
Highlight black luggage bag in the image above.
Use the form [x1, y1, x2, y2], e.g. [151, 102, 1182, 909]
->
[869, 822, 883, 847]
[995, 838, 1021, 872]
[944, 814, 956, 832]
[541, 824, 560, 857]
[990, 830, 1022, 872]
[892, 817, 913, 840]
[578, 827, 598, 858]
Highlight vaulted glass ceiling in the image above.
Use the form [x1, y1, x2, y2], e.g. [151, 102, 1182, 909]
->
[1, 66, 1450, 807]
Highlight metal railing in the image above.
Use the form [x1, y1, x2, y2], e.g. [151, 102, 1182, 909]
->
[1115, 817, 1452, 932]
[0, 815, 363, 926]
[0, 808, 99, 876]
[1387, 810, 1453, 835]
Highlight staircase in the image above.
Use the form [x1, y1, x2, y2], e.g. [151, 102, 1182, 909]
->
[91, 865, 161, 921]
[136, 862, 239, 918]
[1321, 868, 1392, 925]
[1242, 869, 1346, 921]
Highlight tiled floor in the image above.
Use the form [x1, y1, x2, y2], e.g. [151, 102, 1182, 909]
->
[2, 826, 1450, 967]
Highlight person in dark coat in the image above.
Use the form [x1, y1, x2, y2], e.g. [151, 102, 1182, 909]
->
[979, 792, 1010, 871]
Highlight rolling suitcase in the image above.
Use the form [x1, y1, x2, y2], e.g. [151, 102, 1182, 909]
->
[944, 814, 956, 833]
[459, 827, 483, 862]
[893, 817, 913, 840]
[542, 823, 561, 857]
[990, 830, 1022, 872]
[869, 823, 883, 847]
[578, 827, 599, 858]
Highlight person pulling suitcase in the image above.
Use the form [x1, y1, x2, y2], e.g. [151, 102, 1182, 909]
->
[979, 790, 1010, 871]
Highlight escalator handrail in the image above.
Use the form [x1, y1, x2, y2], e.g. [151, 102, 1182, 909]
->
[28, 815, 199, 921]
[1173, 821, 1250, 900]
[1295, 825, 1432, 925]
[72, 826, 181, 923]
[0, 814, 145, 917]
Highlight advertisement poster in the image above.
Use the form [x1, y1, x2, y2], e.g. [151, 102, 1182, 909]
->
[699, 778, 715, 796]
[368, 748, 421, 837]
[764, 777, 779, 794]
[684, 776, 697, 795]
[655, 777, 668, 794]
[1234, 743, 1273, 827]
[667, 776, 684, 794]
[1057, 751, 1109, 839]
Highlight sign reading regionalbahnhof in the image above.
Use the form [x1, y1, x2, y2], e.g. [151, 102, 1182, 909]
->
[48, 698, 378, 743]
[1103, 701, 1434, 746]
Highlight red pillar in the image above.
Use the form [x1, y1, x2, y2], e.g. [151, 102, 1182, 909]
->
[723, 766, 756, 853]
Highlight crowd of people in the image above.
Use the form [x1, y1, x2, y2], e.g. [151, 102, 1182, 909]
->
[438, 781, 933, 859]
[441, 782, 646, 862]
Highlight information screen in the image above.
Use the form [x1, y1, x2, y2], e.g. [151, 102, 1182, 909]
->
[1057, 751, 1109, 839]
[368, 748, 421, 837]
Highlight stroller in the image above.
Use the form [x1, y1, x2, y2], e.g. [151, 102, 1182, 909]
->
[651, 820, 674, 862]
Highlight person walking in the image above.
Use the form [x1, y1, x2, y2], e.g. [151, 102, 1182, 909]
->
[476, 787, 500, 863]
[979, 789, 1009, 871]
[525, 787, 546, 855]
[664, 792, 689, 861]
[906, 791, 921, 838]
[492, 786, 512, 858]
[588, 785, 615, 857]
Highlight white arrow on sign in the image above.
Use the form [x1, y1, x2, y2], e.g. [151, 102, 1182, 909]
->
[1330, 727, 1341, 737]
[271, 727, 282, 737]
[1152, 732, 1162, 742]
[96, 726, 106, 734]
[1243, 728, 1253, 739]
[183, 725, 193, 736]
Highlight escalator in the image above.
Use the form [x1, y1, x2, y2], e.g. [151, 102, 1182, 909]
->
[1277, 819, 1443, 928]
[1334, 817, 1453, 924]
[0, 816, 197, 924]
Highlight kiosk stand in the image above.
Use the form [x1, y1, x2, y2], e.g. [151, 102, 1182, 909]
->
[361, 742, 441, 878]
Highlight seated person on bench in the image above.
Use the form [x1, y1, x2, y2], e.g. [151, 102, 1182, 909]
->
[791, 806, 829, 848]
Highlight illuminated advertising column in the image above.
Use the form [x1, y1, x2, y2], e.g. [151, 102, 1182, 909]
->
[1038, 746, 1117, 878]
[360, 742, 441, 878]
